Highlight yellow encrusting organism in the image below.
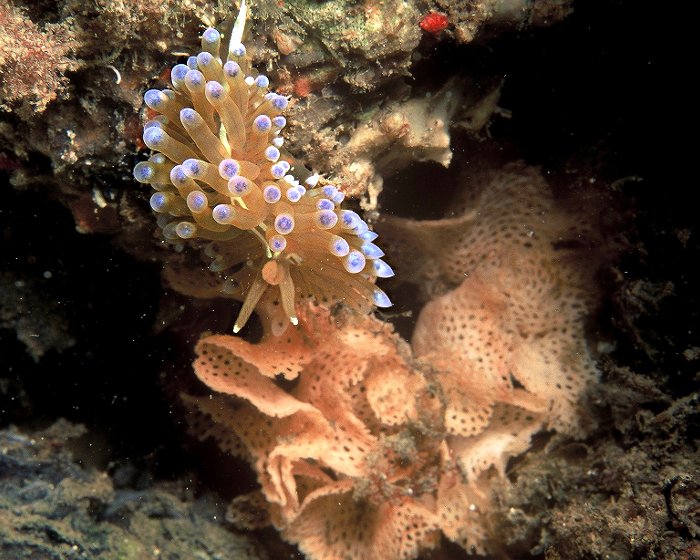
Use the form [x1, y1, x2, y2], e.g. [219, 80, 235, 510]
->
[133, 2, 393, 333]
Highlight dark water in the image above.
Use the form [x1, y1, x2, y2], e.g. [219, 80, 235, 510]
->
[1, 0, 689, 558]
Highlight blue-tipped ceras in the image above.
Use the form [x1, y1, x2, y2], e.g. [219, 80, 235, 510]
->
[133, 1, 393, 334]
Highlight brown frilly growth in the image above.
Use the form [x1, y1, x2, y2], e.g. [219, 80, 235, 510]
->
[185, 308, 447, 559]
[386, 163, 604, 435]
[184, 165, 605, 558]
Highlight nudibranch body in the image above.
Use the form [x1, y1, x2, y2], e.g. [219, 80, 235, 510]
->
[134, 3, 393, 333]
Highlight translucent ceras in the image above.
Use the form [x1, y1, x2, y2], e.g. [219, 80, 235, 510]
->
[133, 26, 393, 333]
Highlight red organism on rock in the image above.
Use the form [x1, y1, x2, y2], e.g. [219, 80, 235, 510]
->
[419, 12, 449, 34]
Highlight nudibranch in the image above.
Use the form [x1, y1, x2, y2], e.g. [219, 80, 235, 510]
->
[133, 1, 393, 333]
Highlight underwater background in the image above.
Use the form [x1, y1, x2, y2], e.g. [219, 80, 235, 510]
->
[1, 0, 692, 558]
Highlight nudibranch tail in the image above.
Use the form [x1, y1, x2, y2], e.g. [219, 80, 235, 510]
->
[134, 1, 393, 334]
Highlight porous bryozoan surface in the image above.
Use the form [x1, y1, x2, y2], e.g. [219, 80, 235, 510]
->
[185, 164, 605, 560]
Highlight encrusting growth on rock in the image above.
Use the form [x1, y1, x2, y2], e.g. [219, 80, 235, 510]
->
[0, 2, 79, 115]
[184, 165, 605, 558]
[134, 1, 393, 334]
